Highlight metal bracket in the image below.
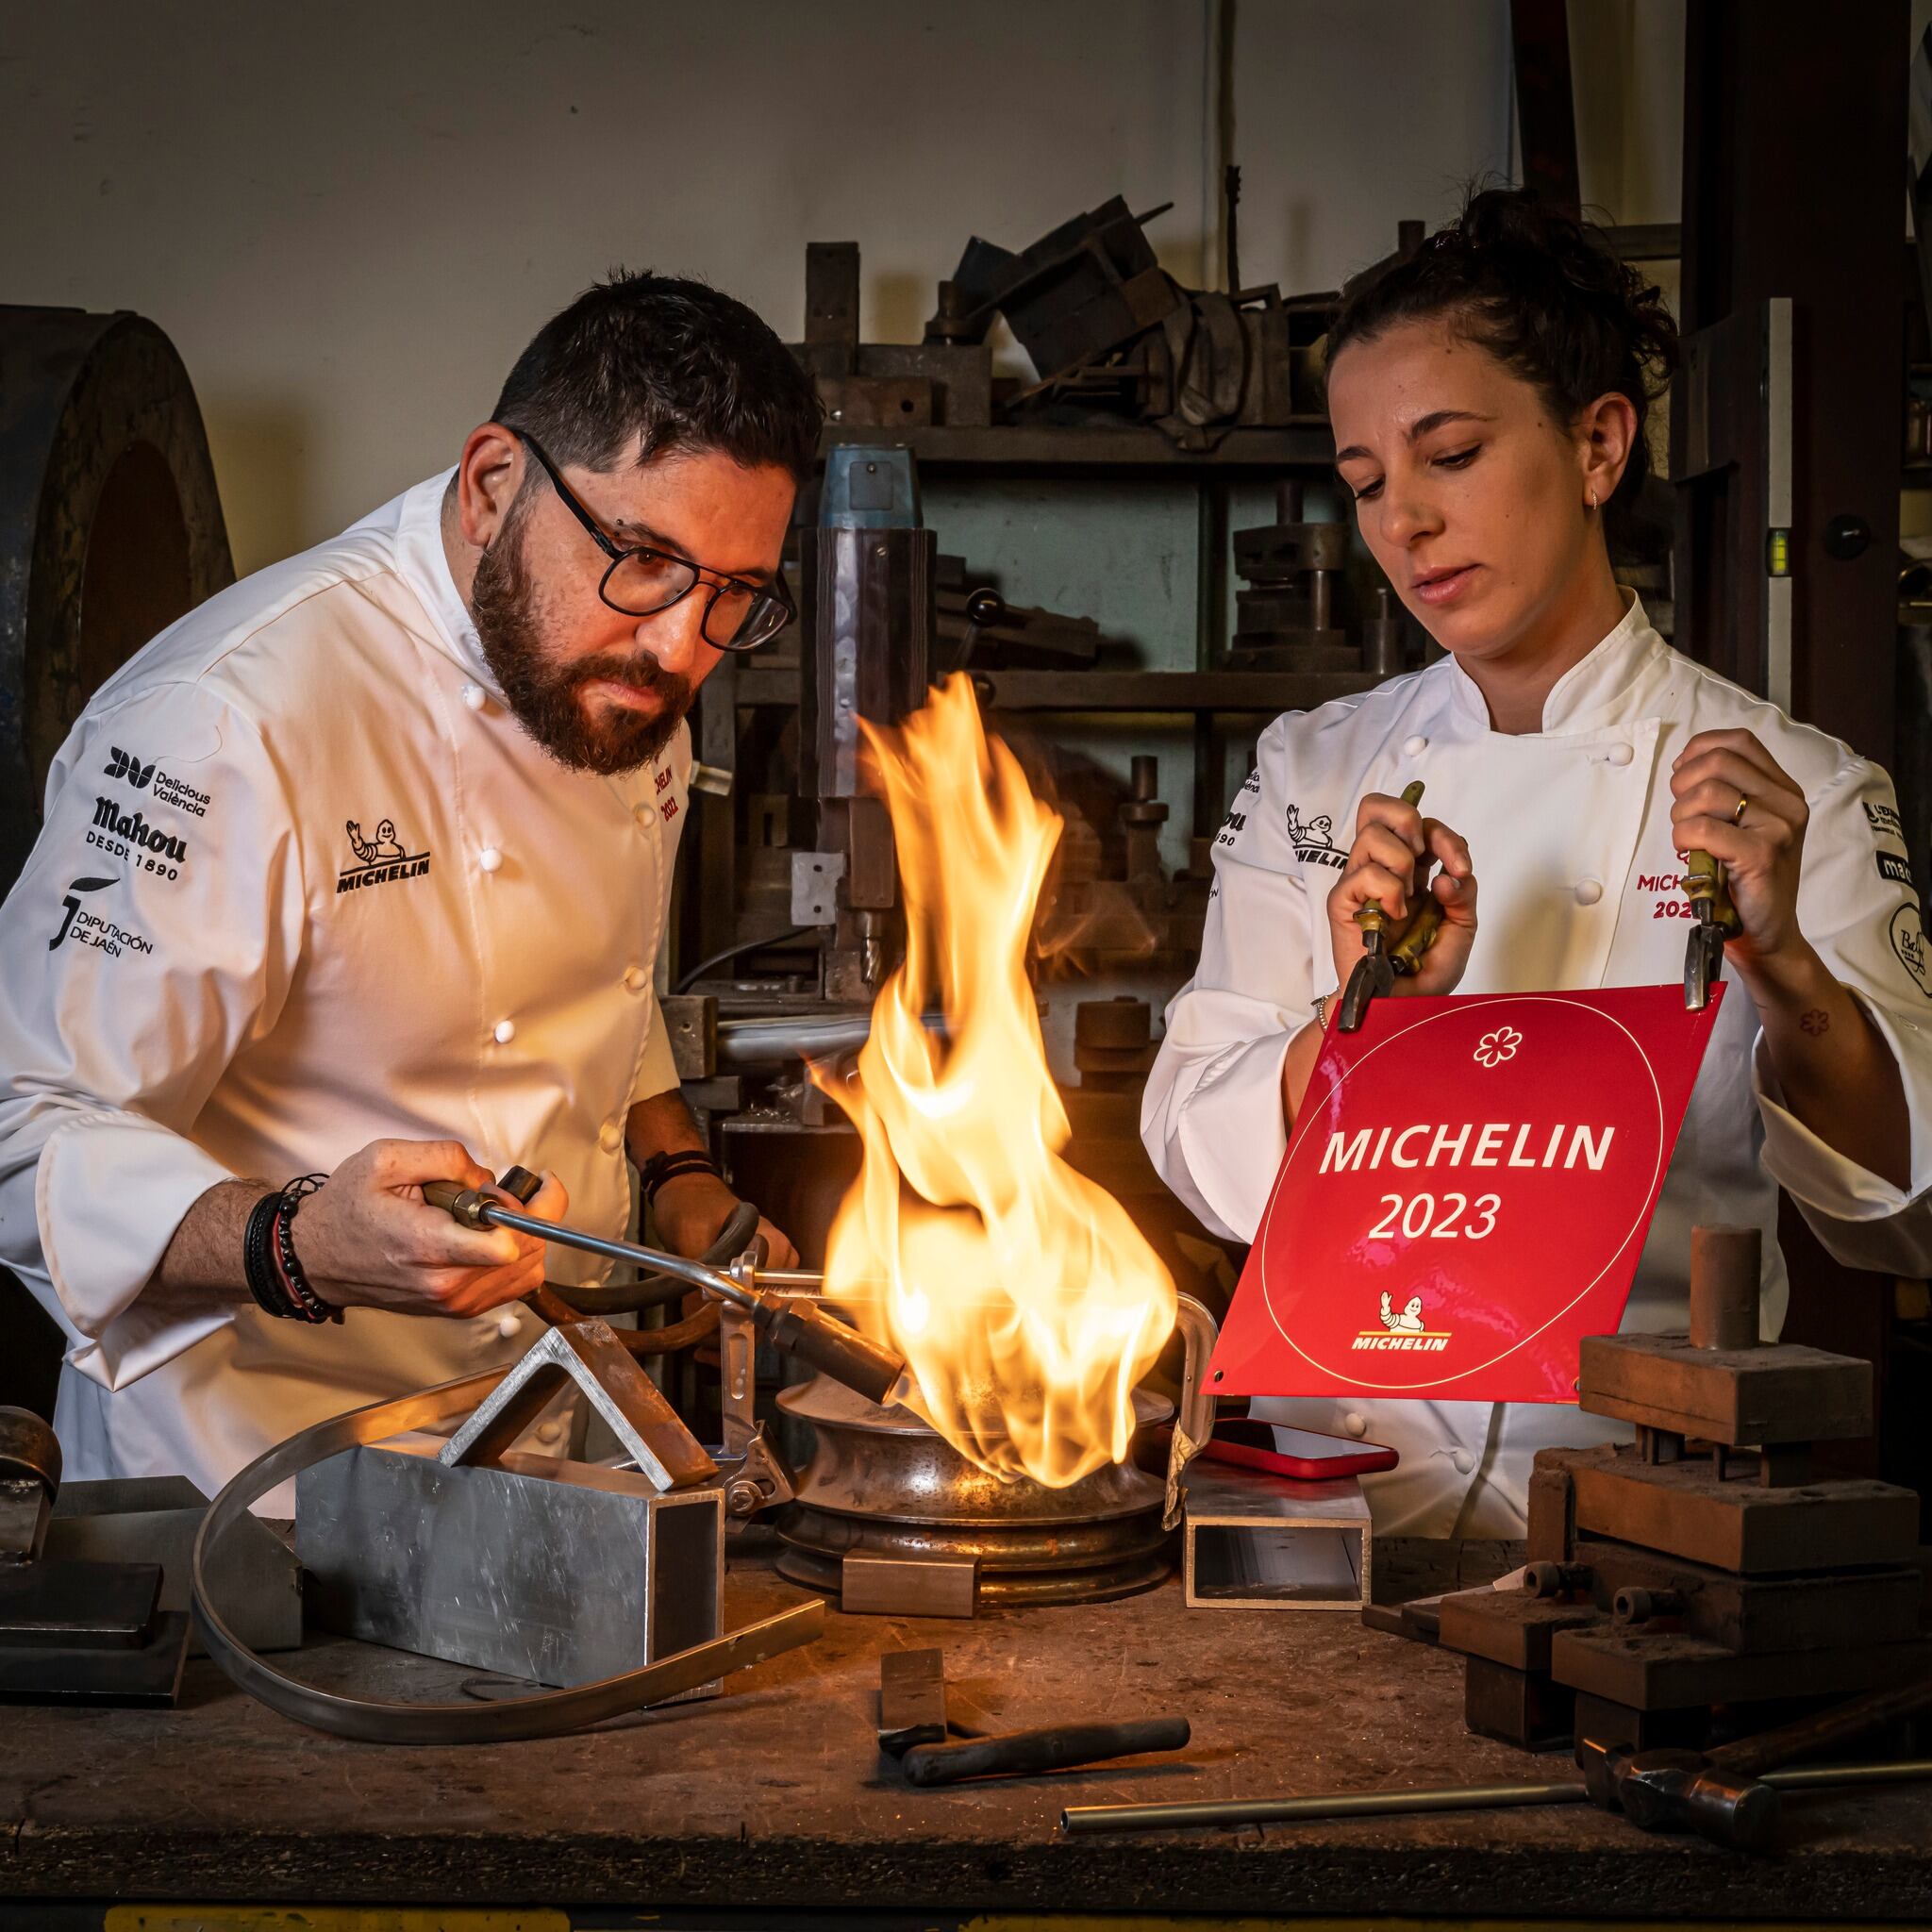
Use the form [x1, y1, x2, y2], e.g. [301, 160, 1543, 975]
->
[791, 850, 846, 924]
[440, 1320, 718, 1492]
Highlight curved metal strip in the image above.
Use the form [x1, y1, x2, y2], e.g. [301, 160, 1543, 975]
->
[191, 1368, 822, 1742]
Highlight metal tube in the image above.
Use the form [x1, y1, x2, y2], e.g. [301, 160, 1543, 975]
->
[479, 1204, 758, 1312]
[1061, 1780, 1588, 1834]
[1059, 1758, 1932, 1836]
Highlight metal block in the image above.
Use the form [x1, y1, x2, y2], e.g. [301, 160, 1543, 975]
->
[0, 1557, 158, 1646]
[841, 1553, 977, 1619]
[440, 1320, 716, 1491]
[299, 1432, 724, 1690]
[1182, 1464, 1370, 1610]
[1464, 1655, 1574, 1750]
[1570, 1534, 1924, 1656]
[1578, 1331, 1872, 1443]
[819, 375, 934, 429]
[1524, 1458, 1575, 1565]
[0, 1609, 190, 1707]
[878, 1646, 948, 1752]
[1550, 1626, 1932, 1711]
[1438, 1589, 1599, 1673]
[791, 849, 845, 925]
[45, 1474, 302, 1656]
[659, 993, 718, 1079]
[1565, 1442, 1919, 1574]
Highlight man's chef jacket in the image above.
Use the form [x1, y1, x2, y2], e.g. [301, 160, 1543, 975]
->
[1142, 595, 1932, 1538]
[0, 471, 690, 1506]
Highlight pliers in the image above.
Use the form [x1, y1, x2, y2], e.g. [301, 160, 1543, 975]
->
[1683, 847, 1740, 1010]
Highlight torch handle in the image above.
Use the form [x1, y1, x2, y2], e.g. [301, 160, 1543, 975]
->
[756, 1296, 908, 1407]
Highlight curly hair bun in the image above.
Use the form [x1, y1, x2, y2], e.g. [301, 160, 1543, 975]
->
[1328, 189, 1677, 537]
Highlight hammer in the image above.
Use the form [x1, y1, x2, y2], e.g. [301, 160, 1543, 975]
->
[1580, 1672, 1932, 1852]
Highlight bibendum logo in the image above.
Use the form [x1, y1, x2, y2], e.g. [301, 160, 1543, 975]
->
[1355, 1288, 1451, 1353]
[339, 817, 431, 894]
[1286, 803, 1346, 869]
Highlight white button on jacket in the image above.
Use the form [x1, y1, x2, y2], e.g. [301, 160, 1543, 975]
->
[0, 471, 691, 1508]
[1142, 596, 1932, 1537]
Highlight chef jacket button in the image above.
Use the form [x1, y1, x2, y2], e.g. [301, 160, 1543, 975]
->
[460, 682, 487, 711]
[1574, 878, 1604, 906]
[623, 965, 647, 992]
[634, 801, 658, 828]
[1342, 1412, 1367, 1439]
[536, 1419, 564, 1446]
[477, 845, 503, 874]
[599, 1121, 623, 1153]
[1607, 741, 1634, 766]
[1452, 1448, 1474, 1475]
[1402, 734, 1428, 758]
[496, 1311, 523, 1340]
[492, 1019, 516, 1044]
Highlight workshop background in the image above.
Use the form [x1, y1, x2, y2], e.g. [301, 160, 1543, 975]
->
[3, 0, 1678, 576]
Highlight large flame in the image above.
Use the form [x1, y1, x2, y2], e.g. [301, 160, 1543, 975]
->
[817, 675, 1177, 1488]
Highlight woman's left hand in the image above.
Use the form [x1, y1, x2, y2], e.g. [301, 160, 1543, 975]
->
[1669, 728, 1812, 982]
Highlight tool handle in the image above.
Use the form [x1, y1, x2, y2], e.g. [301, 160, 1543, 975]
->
[1684, 849, 1741, 935]
[756, 1297, 907, 1406]
[1354, 779, 1428, 938]
[422, 1179, 470, 1215]
[904, 1716, 1191, 1787]
[1711, 1673, 1932, 1779]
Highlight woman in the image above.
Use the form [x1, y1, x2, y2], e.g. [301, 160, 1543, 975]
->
[1141, 191, 1931, 1540]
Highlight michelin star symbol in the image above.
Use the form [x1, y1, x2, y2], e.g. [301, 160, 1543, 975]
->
[1474, 1025, 1522, 1068]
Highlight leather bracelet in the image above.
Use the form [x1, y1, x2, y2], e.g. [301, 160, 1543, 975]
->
[639, 1149, 723, 1205]
[242, 1190, 292, 1318]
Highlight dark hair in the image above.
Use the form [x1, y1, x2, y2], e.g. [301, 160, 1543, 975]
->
[492, 270, 822, 485]
[1327, 190, 1677, 540]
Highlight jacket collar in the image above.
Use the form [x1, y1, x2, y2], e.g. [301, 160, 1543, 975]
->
[1442, 591, 1669, 737]
[391, 468, 503, 696]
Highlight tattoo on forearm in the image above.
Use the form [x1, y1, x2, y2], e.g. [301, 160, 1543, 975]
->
[1800, 1008, 1830, 1037]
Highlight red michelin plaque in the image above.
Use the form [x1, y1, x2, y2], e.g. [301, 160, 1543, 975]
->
[1206, 985, 1725, 1406]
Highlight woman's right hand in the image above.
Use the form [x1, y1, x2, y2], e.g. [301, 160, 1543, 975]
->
[1326, 790, 1479, 998]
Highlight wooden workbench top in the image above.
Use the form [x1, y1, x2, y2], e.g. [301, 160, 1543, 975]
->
[5, 1540, 1930, 1922]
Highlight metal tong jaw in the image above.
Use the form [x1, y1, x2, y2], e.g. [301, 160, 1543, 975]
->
[1337, 780, 1445, 1033]
[1682, 847, 1741, 1011]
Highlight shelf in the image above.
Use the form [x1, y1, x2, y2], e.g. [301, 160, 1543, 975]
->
[814, 422, 1335, 473]
[729, 665, 1386, 713]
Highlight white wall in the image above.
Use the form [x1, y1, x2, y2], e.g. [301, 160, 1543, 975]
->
[3, 0, 1520, 575]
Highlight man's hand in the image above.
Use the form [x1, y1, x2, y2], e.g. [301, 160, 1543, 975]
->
[1326, 789, 1478, 997]
[652, 1171, 799, 1269]
[296, 1138, 568, 1318]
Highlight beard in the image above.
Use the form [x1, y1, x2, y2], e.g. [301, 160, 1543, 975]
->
[471, 501, 694, 775]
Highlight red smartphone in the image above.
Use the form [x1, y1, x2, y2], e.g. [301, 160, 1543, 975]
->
[1200, 1418, 1399, 1480]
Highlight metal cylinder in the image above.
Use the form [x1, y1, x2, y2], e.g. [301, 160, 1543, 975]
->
[1689, 1224, 1761, 1351]
[1364, 587, 1406, 677]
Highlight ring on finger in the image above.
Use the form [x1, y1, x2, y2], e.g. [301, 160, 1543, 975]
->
[1732, 792, 1749, 825]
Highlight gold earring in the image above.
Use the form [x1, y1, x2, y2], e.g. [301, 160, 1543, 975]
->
[1586, 488, 1597, 510]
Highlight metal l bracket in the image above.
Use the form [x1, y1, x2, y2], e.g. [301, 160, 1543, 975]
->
[439, 1320, 717, 1491]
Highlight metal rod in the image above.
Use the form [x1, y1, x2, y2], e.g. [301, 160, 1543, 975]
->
[1058, 1757, 1932, 1836]
[1062, 1780, 1588, 1834]
[478, 1204, 758, 1312]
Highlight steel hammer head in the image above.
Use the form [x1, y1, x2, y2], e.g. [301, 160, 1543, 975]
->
[1580, 1740, 1781, 1854]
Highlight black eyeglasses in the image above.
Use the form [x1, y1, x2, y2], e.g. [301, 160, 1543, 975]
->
[513, 432, 794, 652]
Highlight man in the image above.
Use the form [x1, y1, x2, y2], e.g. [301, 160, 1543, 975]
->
[0, 272, 820, 1499]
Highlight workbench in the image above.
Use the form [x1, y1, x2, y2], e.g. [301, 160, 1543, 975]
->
[5, 1538, 1929, 1928]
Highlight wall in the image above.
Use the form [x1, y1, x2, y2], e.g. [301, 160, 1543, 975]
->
[3, 0, 1516, 575]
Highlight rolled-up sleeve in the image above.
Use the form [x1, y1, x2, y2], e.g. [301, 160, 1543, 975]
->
[1753, 757, 1932, 1274]
[0, 681, 304, 1387]
[1141, 718, 1318, 1241]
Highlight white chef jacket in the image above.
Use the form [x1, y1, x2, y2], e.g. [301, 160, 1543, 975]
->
[0, 471, 690, 1507]
[1143, 595, 1932, 1538]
